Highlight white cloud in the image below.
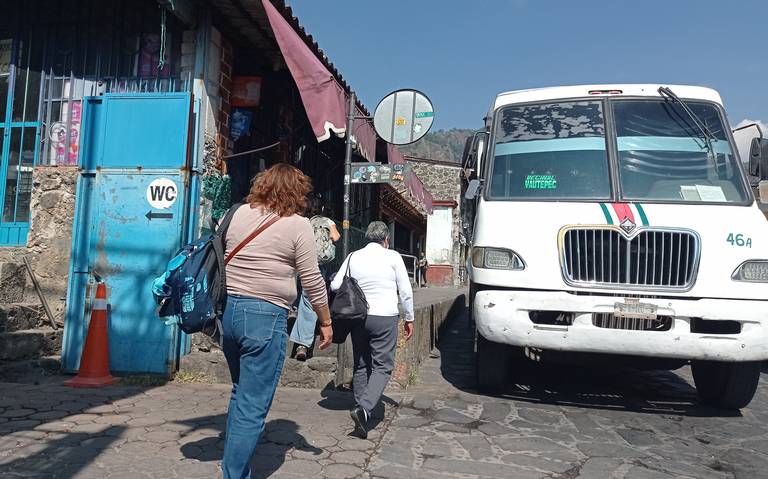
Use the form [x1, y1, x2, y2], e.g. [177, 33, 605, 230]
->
[732, 119, 767, 165]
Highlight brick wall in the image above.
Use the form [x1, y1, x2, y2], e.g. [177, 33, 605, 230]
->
[180, 30, 196, 87]
[217, 37, 233, 158]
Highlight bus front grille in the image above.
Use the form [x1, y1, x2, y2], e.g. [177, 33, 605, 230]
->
[561, 228, 699, 291]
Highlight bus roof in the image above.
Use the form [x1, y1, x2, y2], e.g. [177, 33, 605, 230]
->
[492, 84, 723, 112]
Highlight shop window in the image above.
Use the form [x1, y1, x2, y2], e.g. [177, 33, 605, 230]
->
[0, 39, 9, 118]
[12, 39, 42, 123]
[3, 128, 35, 223]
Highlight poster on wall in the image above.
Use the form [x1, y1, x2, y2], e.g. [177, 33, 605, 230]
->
[138, 33, 171, 78]
[0, 39, 11, 74]
[48, 101, 82, 165]
[230, 109, 253, 142]
[231, 77, 262, 107]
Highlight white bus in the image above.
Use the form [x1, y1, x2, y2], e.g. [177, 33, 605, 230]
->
[463, 84, 768, 409]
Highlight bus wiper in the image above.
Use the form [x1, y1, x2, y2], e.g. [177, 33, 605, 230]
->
[657, 86, 717, 162]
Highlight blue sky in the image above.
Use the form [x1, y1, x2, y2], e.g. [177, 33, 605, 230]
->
[289, 0, 768, 133]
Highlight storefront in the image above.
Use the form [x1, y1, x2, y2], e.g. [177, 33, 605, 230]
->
[0, 0, 188, 246]
[0, 0, 435, 375]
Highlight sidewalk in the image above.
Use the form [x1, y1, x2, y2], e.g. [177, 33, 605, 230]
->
[0, 286, 465, 478]
[0, 381, 400, 478]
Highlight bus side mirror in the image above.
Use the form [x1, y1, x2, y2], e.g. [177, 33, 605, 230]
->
[462, 130, 489, 180]
[465, 179, 482, 200]
[749, 137, 768, 180]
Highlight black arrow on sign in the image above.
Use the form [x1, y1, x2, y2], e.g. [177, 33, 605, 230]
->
[146, 211, 174, 221]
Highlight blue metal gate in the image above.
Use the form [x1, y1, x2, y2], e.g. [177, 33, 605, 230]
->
[62, 93, 194, 375]
[0, 37, 42, 245]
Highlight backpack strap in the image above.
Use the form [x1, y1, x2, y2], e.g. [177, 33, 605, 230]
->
[213, 203, 243, 235]
[225, 214, 281, 265]
[210, 203, 245, 324]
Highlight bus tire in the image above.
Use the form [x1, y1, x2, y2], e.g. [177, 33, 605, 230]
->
[476, 333, 510, 393]
[691, 360, 761, 410]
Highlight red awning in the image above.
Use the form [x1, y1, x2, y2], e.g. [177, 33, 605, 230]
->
[387, 144, 434, 214]
[262, 0, 375, 162]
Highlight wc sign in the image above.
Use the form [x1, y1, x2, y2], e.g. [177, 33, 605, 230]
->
[146, 178, 178, 210]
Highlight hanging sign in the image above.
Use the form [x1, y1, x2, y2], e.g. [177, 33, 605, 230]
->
[350, 162, 411, 184]
[146, 178, 178, 209]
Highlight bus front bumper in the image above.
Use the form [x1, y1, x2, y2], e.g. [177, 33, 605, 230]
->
[474, 290, 768, 362]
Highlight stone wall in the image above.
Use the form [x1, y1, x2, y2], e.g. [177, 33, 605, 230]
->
[391, 291, 467, 388]
[410, 162, 462, 204]
[178, 289, 467, 389]
[0, 166, 79, 321]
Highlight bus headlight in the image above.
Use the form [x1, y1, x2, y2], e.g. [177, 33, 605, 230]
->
[471, 247, 525, 270]
[732, 261, 768, 282]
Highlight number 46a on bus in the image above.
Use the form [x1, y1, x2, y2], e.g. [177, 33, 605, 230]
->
[727, 233, 752, 248]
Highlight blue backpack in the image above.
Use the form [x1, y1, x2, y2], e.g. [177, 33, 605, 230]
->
[152, 204, 279, 335]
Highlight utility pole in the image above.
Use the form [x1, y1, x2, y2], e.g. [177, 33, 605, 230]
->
[342, 92, 355, 260]
[335, 91, 356, 388]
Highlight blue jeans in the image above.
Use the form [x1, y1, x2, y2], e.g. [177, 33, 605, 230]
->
[221, 295, 288, 479]
[289, 264, 329, 348]
[290, 291, 316, 347]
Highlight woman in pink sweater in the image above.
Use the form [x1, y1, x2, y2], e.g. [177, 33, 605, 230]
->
[221, 163, 332, 479]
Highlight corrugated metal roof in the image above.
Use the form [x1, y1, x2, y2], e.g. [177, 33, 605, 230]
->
[209, 0, 371, 116]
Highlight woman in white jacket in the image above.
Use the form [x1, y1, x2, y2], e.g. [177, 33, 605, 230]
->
[330, 221, 414, 438]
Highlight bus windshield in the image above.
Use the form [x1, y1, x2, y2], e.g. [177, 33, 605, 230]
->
[613, 99, 749, 203]
[489, 98, 750, 203]
[489, 101, 612, 200]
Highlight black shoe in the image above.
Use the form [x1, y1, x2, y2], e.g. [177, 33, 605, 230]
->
[295, 345, 308, 361]
[350, 407, 368, 439]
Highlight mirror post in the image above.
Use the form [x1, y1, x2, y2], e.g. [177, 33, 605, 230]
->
[342, 92, 355, 261]
[336, 91, 356, 388]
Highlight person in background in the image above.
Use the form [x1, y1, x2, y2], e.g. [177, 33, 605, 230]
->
[417, 251, 428, 287]
[222, 163, 332, 479]
[330, 221, 414, 439]
[291, 197, 341, 360]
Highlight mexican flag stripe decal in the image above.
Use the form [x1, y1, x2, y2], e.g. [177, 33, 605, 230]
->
[599, 203, 614, 225]
[599, 203, 650, 226]
[634, 203, 649, 226]
[611, 203, 635, 224]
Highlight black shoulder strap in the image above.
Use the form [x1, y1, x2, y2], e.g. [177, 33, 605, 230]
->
[215, 203, 243, 237]
[345, 252, 353, 277]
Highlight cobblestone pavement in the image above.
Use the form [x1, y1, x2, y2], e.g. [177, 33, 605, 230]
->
[0, 381, 399, 478]
[369, 309, 768, 479]
[5, 303, 768, 479]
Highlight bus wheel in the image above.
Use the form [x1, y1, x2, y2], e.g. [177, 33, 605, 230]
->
[691, 360, 761, 410]
[476, 333, 510, 393]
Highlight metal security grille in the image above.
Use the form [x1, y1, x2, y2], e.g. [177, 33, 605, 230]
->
[592, 313, 672, 331]
[562, 228, 699, 290]
[35, 0, 188, 166]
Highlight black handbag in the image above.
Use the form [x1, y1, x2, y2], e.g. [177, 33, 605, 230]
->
[330, 253, 369, 322]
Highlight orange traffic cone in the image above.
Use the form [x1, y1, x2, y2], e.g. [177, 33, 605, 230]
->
[65, 282, 116, 388]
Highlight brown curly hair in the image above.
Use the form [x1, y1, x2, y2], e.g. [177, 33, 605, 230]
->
[246, 163, 313, 217]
